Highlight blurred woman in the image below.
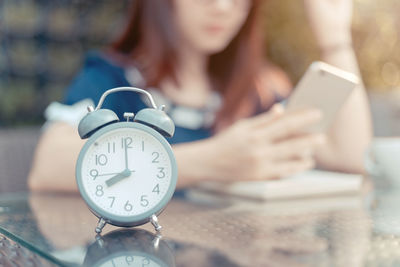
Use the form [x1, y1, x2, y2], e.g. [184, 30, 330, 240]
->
[29, 0, 371, 192]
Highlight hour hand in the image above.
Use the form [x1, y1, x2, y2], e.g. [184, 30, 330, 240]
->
[105, 169, 132, 187]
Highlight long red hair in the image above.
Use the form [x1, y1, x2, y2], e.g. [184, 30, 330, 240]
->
[112, 0, 281, 127]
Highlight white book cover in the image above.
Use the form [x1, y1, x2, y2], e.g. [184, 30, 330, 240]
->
[195, 170, 363, 201]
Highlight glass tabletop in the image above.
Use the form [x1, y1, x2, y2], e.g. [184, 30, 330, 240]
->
[1, 183, 400, 267]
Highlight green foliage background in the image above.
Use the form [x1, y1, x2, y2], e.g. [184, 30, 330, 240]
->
[1, 0, 399, 126]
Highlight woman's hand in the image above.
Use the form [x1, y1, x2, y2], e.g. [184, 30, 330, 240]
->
[202, 105, 326, 182]
[303, 0, 353, 50]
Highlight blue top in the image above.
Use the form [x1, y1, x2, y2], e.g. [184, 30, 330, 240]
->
[64, 51, 277, 144]
[64, 51, 214, 144]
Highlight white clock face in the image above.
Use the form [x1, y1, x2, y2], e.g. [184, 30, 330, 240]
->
[79, 127, 173, 218]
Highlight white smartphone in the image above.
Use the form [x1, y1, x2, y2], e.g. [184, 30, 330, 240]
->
[286, 61, 359, 132]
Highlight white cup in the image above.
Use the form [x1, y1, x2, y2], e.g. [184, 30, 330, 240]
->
[365, 138, 400, 189]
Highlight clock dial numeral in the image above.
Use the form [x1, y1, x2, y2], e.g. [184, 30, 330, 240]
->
[96, 185, 104, 197]
[107, 142, 116, 153]
[140, 195, 149, 207]
[95, 154, 108, 166]
[156, 167, 165, 179]
[152, 184, 160, 194]
[124, 200, 133, 211]
[108, 196, 116, 208]
[90, 169, 98, 180]
[152, 152, 159, 163]
[142, 140, 145, 152]
[125, 256, 134, 265]
[142, 258, 150, 266]
[122, 137, 133, 149]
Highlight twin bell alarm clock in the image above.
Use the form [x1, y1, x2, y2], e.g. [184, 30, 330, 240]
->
[76, 87, 178, 234]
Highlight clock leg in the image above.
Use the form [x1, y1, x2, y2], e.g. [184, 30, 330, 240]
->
[95, 234, 105, 248]
[150, 214, 162, 232]
[152, 232, 162, 250]
[95, 218, 107, 234]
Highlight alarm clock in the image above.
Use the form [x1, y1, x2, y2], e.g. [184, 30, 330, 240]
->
[76, 87, 178, 234]
[82, 228, 175, 267]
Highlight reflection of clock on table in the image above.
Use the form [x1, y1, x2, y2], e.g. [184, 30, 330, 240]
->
[82, 228, 175, 267]
[76, 87, 178, 234]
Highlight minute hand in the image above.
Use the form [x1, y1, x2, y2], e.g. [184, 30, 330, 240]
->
[125, 138, 128, 169]
[105, 169, 131, 187]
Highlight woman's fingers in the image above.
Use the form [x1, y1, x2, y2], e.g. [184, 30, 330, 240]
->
[247, 103, 285, 128]
[269, 134, 326, 160]
[264, 158, 315, 180]
[237, 106, 322, 144]
[213, 106, 325, 182]
[263, 108, 323, 142]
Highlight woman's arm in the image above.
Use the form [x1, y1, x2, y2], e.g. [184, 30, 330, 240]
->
[315, 45, 372, 173]
[28, 123, 85, 192]
[304, 0, 372, 173]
